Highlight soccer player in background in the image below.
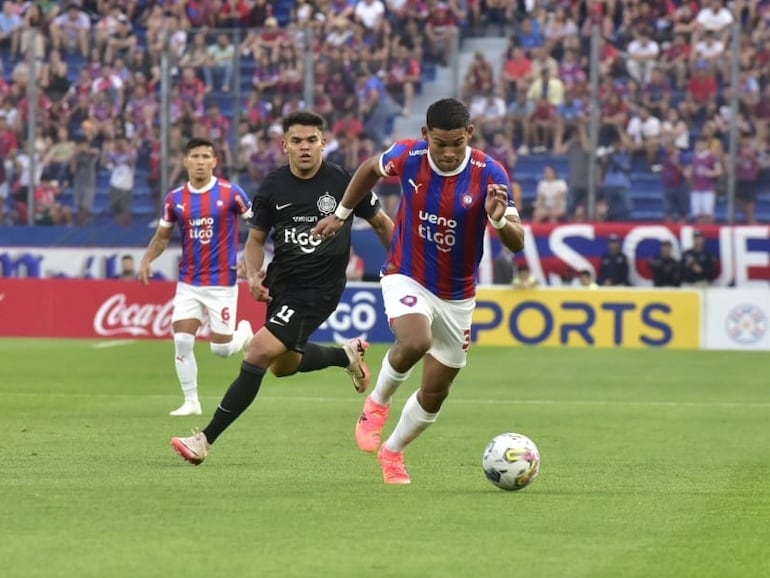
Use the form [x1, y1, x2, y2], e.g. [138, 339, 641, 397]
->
[170, 111, 394, 465]
[313, 98, 525, 484]
[139, 137, 254, 416]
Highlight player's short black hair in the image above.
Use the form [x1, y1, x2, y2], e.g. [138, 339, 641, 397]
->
[184, 137, 216, 154]
[282, 111, 325, 134]
[426, 98, 471, 131]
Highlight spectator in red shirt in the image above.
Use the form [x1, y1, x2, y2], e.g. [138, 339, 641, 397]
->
[501, 44, 533, 101]
[682, 62, 718, 121]
[385, 44, 421, 114]
[34, 178, 73, 226]
[332, 110, 364, 141]
[734, 134, 766, 224]
[425, 2, 458, 66]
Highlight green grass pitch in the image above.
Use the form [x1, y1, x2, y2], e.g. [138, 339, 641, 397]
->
[2, 338, 770, 578]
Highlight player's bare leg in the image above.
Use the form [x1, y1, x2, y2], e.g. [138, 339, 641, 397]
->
[377, 355, 458, 484]
[356, 314, 425, 452]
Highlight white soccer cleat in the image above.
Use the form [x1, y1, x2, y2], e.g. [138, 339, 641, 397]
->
[171, 431, 210, 465]
[169, 400, 202, 416]
[343, 337, 371, 394]
[236, 319, 254, 354]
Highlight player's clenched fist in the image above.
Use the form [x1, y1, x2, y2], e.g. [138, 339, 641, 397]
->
[312, 215, 342, 240]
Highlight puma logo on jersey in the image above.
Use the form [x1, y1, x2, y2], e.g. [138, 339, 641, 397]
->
[408, 179, 422, 194]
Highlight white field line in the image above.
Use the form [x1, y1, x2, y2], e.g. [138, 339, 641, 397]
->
[91, 340, 137, 349]
[1, 392, 769, 409]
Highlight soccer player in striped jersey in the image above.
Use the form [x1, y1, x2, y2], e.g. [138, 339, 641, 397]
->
[139, 137, 254, 417]
[169, 111, 394, 466]
[314, 98, 525, 484]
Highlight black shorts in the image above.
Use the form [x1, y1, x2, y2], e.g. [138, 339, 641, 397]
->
[264, 291, 341, 352]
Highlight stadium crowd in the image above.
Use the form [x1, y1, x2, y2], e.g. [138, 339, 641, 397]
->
[0, 0, 766, 228]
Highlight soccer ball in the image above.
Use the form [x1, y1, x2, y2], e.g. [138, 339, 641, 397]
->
[482, 432, 541, 491]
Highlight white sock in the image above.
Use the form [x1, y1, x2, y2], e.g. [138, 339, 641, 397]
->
[231, 322, 252, 352]
[370, 349, 412, 406]
[174, 333, 198, 402]
[383, 391, 438, 453]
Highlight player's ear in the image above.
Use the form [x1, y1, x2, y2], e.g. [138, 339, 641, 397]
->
[421, 126, 428, 140]
[466, 124, 475, 140]
[281, 138, 287, 154]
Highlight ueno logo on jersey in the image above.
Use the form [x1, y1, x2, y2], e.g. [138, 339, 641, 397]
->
[418, 210, 457, 253]
[188, 216, 215, 244]
[409, 149, 428, 156]
[319, 291, 378, 342]
[284, 227, 323, 254]
[470, 158, 486, 168]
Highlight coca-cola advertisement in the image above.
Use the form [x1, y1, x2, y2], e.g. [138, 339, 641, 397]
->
[0, 279, 266, 339]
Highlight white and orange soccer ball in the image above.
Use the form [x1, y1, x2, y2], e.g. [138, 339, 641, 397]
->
[482, 432, 541, 491]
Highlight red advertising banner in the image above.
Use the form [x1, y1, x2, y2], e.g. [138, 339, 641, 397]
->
[486, 223, 770, 286]
[0, 279, 266, 339]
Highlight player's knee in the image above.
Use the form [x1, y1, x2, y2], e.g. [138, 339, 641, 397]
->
[174, 332, 196, 354]
[210, 341, 232, 358]
[397, 333, 432, 358]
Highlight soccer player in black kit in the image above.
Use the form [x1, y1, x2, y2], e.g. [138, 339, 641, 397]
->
[171, 111, 394, 465]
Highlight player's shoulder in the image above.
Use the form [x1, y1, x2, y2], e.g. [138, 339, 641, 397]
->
[320, 160, 353, 181]
[258, 165, 292, 191]
[214, 177, 243, 191]
[167, 183, 186, 197]
[470, 147, 507, 174]
[386, 138, 428, 156]
[469, 147, 496, 167]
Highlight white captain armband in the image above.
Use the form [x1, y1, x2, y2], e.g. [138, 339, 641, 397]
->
[334, 204, 353, 220]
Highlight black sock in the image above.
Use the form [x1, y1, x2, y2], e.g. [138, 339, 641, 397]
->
[203, 361, 266, 444]
[297, 343, 350, 373]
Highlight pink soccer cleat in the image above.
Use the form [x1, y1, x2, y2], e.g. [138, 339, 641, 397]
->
[378, 446, 411, 485]
[355, 396, 390, 453]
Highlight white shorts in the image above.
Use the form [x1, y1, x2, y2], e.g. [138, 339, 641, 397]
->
[172, 282, 238, 335]
[690, 190, 715, 218]
[380, 274, 475, 368]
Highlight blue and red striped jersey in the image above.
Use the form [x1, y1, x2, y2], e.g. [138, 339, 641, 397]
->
[379, 139, 514, 300]
[160, 177, 251, 287]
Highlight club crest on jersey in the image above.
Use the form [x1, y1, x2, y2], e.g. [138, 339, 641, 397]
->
[400, 295, 417, 307]
[461, 193, 473, 208]
[317, 193, 337, 216]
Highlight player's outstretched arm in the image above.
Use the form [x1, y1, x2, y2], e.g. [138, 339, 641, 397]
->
[244, 228, 271, 302]
[367, 209, 394, 250]
[138, 225, 173, 285]
[313, 156, 383, 239]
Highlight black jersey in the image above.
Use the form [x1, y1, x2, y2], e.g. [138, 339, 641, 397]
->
[248, 162, 381, 295]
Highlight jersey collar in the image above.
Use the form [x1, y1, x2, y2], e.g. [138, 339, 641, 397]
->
[427, 146, 471, 177]
[187, 177, 217, 193]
